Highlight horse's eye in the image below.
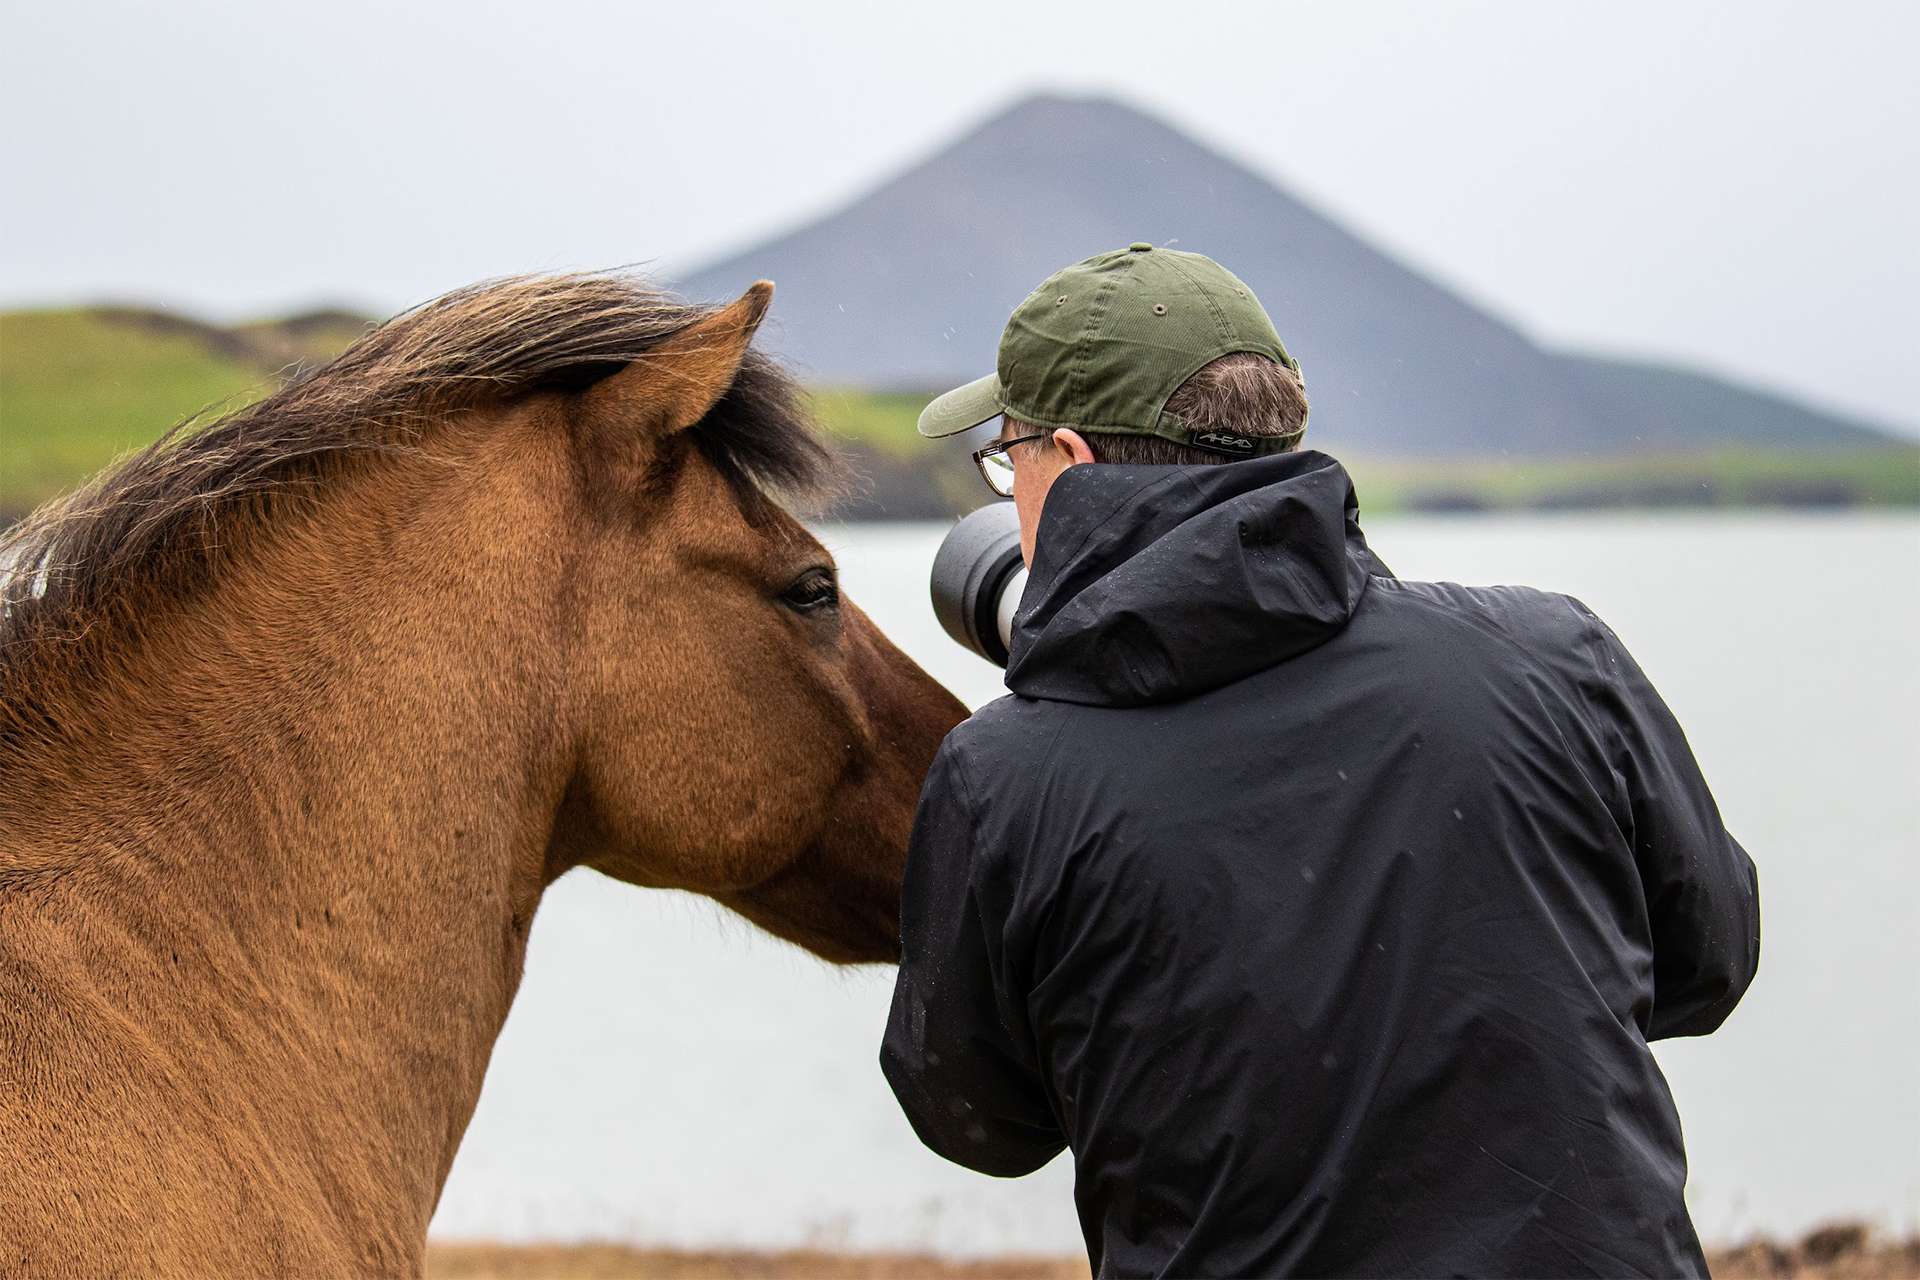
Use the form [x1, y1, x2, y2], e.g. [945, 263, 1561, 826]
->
[780, 567, 839, 613]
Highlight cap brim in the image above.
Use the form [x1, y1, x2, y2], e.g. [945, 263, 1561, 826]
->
[917, 373, 1006, 438]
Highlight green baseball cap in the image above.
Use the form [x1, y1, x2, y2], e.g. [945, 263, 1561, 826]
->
[917, 243, 1304, 457]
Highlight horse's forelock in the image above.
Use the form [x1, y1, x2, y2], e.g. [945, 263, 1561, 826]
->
[691, 348, 837, 520]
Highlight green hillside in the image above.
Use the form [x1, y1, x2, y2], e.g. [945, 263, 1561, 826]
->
[3, 306, 1915, 523]
[0, 307, 375, 517]
[2, 309, 269, 514]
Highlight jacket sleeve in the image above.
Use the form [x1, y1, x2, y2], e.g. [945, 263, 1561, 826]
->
[880, 741, 1066, 1177]
[1592, 619, 1762, 1040]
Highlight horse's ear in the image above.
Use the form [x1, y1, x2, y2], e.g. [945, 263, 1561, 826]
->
[583, 281, 773, 435]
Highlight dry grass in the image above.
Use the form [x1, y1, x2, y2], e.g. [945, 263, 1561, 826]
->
[1711, 1223, 1920, 1278]
[426, 1243, 1087, 1279]
[427, 1222, 1920, 1279]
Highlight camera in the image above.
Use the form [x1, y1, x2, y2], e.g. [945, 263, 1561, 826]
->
[929, 503, 1029, 668]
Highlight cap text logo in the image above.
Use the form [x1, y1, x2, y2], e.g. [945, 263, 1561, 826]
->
[1189, 429, 1257, 454]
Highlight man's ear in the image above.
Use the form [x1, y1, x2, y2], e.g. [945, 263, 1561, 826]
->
[1053, 428, 1097, 466]
[582, 281, 773, 435]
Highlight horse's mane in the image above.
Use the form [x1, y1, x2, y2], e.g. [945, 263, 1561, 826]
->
[0, 272, 829, 758]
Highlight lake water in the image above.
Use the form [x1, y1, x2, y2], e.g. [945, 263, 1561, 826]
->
[430, 514, 1920, 1252]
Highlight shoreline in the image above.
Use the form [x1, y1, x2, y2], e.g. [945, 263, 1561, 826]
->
[427, 1224, 1919, 1279]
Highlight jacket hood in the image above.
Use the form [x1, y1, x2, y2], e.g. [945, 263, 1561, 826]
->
[1005, 450, 1389, 706]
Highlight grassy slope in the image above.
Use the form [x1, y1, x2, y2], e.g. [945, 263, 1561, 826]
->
[1350, 446, 1920, 511]
[4, 308, 1915, 520]
[0, 309, 275, 513]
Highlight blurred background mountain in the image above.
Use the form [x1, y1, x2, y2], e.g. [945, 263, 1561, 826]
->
[685, 94, 1900, 456]
[4, 93, 1913, 521]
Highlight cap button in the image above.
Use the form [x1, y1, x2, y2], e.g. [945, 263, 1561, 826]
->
[1128, 242, 1154, 252]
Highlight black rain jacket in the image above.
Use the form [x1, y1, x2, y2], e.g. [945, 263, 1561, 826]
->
[881, 451, 1760, 1278]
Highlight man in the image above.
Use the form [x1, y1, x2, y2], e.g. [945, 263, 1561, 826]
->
[881, 244, 1760, 1278]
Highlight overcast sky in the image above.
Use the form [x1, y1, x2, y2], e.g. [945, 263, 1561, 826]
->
[4, 0, 1915, 432]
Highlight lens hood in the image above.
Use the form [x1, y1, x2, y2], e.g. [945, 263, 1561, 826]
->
[929, 503, 1028, 667]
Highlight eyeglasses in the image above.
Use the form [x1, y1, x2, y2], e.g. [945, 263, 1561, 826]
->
[971, 433, 1051, 497]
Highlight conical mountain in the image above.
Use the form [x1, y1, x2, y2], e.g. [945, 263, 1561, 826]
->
[680, 94, 1895, 457]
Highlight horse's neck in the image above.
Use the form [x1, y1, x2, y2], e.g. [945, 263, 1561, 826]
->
[7, 456, 572, 1252]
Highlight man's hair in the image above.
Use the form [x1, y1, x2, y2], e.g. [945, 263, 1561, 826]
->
[1081, 353, 1309, 467]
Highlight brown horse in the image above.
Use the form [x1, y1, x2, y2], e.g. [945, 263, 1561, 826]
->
[0, 274, 965, 1277]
